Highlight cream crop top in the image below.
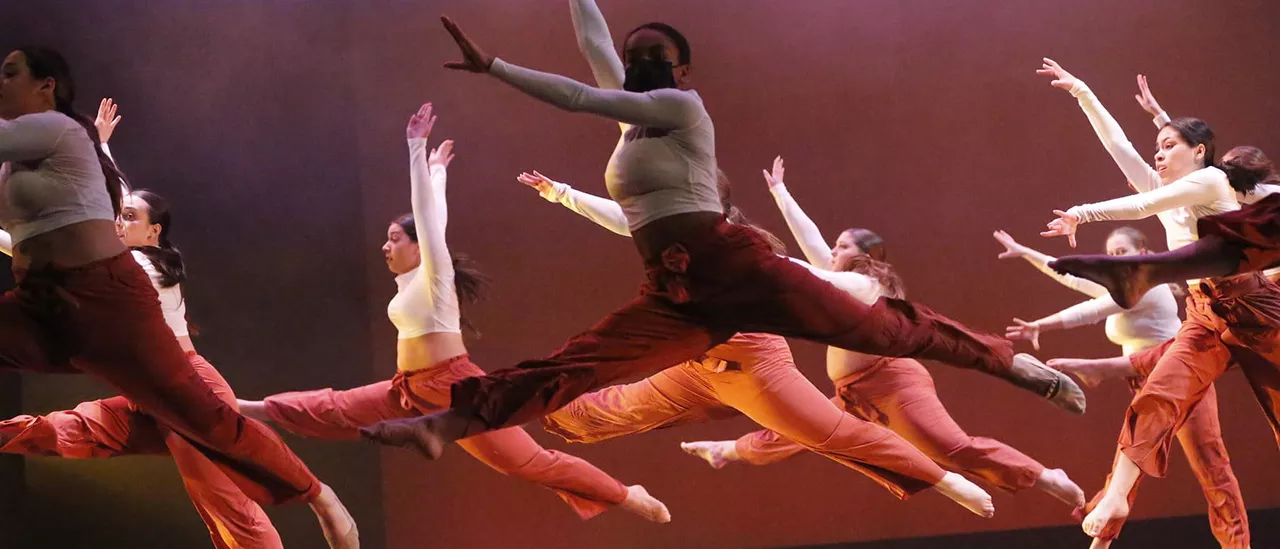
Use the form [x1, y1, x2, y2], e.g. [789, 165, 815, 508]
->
[0, 111, 116, 245]
[386, 138, 461, 338]
[1060, 82, 1238, 262]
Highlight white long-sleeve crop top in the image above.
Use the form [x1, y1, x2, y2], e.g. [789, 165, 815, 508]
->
[1060, 82, 1237, 258]
[0, 111, 116, 245]
[386, 138, 461, 339]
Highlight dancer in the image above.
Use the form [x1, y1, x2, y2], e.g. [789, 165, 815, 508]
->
[0, 48, 356, 547]
[362, 0, 1081, 456]
[661, 160, 1081, 508]
[0, 100, 285, 549]
[519, 165, 1000, 516]
[1053, 149, 1280, 307]
[1036, 58, 1276, 545]
[236, 103, 671, 523]
[995, 228, 1180, 356]
[995, 228, 1248, 548]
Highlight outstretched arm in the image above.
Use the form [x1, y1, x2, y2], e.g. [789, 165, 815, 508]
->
[440, 16, 703, 130]
[519, 171, 631, 236]
[1038, 58, 1161, 192]
[764, 156, 833, 267]
[993, 230, 1108, 298]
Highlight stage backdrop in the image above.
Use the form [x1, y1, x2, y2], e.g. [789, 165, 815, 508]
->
[3, 1, 1279, 548]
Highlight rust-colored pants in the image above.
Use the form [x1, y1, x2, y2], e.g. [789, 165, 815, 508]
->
[1086, 273, 1280, 547]
[1078, 335, 1250, 548]
[543, 333, 949, 499]
[263, 355, 628, 519]
[732, 356, 1044, 493]
[0, 252, 319, 505]
[0, 353, 281, 549]
[453, 214, 1017, 431]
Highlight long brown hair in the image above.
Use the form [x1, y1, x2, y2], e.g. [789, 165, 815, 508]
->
[17, 47, 126, 216]
[1221, 145, 1279, 195]
[835, 254, 905, 299]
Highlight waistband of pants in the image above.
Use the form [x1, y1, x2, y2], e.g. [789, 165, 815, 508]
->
[12, 250, 135, 285]
[831, 356, 897, 391]
[1190, 271, 1269, 300]
[390, 353, 471, 409]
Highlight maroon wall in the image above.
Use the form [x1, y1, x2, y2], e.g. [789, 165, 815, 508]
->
[4, 1, 1280, 548]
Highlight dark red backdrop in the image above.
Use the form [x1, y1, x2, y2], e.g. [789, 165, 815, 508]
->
[3, 1, 1279, 548]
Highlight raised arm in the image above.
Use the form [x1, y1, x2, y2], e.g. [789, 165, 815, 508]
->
[570, 0, 625, 92]
[992, 230, 1107, 298]
[440, 16, 703, 130]
[518, 171, 631, 236]
[764, 157, 833, 267]
[0, 111, 74, 163]
[1038, 58, 1161, 192]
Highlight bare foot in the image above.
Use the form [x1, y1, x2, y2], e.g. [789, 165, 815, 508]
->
[1035, 468, 1085, 508]
[933, 472, 995, 518]
[1050, 256, 1152, 310]
[680, 441, 738, 469]
[359, 416, 448, 459]
[237, 399, 269, 421]
[310, 483, 359, 549]
[620, 485, 672, 523]
[1082, 493, 1129, 538]
[1013, 354, 1086, 414]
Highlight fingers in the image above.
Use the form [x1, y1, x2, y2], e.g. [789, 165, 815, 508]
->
[761, 168, 775, 185]
[443, 61, 472, 71]
[1068, 233, 1078, 248]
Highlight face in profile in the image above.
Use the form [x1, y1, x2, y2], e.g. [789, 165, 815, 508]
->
[0, 51, 49, 120]
[382, 222, 421, 275]
[829, 230, 865, 270]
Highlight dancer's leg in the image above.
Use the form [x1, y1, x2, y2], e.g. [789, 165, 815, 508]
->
[1050, 240, 1238, 309]
[8, 255, 355, 546]
[719, 248, 1082, 413]
[543, 362, 730, 444]
[1173, 384, 1250, 549]
[851, 358, 1081, 504]
[259, 380, 416, 440]
[705, 349, 993, 517]
[402, 357, 669, 522]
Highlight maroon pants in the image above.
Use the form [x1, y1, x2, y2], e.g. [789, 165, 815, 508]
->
[453, 214, 1016, 430]
[0, 252, 319, 505]
[1199, 192, 1280, 274]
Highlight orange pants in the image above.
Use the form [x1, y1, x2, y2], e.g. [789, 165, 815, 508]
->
[543, 333, 949, 499]
[263, 355, 628, 519]
[1089, 273, 1280, 547]
[732, 356, 1044, 493]
[0, 353, 281, 549]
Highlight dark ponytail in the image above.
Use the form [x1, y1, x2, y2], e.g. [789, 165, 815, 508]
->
[18, 47, 126, 216]
[1220, 146, 1279, 196]
[129, 190, 186, 288]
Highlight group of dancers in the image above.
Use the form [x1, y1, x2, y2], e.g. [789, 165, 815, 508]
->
[1, 1, 1279, 547]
